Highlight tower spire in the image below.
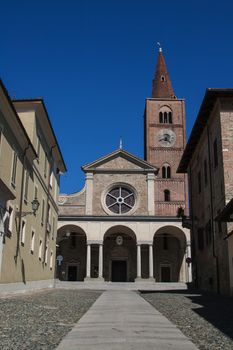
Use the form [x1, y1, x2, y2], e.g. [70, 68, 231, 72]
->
[152, 46, 175, 98]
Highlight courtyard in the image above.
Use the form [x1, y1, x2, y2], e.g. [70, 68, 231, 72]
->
[0, 286, 232, 350]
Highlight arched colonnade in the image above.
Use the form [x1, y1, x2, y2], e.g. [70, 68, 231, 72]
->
[56, 221, 191, 283]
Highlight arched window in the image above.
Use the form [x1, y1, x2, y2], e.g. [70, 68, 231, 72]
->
[159, 107, 173, 124]
[168, 112, 172, 123]
[159, 112, 163, 123]
[164, 189, 170, 202]
[162, 164, 171, 179]
[167, 166, 171, 178]
[161, 75, 165, 82]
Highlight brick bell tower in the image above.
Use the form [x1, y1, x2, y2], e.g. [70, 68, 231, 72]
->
[144, 46, 188, 216]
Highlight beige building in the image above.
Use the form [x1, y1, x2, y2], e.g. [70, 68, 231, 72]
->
[0, 80, 66, 291]
[178, 89, 233, 295]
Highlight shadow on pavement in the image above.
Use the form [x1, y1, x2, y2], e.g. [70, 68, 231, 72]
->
[140, 288, 233, 341]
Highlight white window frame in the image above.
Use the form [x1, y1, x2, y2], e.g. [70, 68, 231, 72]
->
[49, 171, 53, 189]
[24, 170, 29, 203]
[8, 205, 14, 233]
[50, 250, 53, 270]
[11, 150, 18, 188]
[45, 245, 48, 265]
[30, 228, 35, 253]
[41, 198, 45, 226]
[21, 219, 26, 245]
[47, 203, 51, 232]
[38, 239, 43, 260]
[34, 184, 38, 200]
[36, 135, 41, 162]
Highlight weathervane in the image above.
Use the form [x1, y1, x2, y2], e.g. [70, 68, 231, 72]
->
[157, 42, 162, 52]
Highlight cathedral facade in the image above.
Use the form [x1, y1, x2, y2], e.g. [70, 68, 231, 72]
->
[57, 49, 191, 283]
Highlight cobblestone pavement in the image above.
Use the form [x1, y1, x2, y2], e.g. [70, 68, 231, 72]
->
[141, 289, 233, 350]
[0, 289, 102, 350]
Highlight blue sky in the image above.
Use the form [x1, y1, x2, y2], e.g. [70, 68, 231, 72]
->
[1, 0, 233, 193]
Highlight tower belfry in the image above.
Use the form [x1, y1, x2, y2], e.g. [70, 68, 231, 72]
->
[144, 47, 188, 216]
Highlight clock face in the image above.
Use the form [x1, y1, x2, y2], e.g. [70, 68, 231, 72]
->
[157, 129, 176, 147]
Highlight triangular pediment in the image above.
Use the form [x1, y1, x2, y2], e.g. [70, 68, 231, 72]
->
[82, 149, 158, 173]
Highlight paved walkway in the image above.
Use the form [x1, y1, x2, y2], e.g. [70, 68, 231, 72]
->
[56, 290, 198, 350]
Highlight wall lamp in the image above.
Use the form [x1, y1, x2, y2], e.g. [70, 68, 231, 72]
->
[16, 197, 40, 217]
[177, 206, 192, 229]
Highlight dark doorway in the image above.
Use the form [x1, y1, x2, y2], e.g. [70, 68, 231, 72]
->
[112, 260, 127, 282]
[68, 266, 77, 281]
[161, 266, 171, 282]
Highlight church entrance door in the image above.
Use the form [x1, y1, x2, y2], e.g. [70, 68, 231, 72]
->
[112, 260, 127, 282]
[68, 266, 77, 281]
[161, 265, 171, 282]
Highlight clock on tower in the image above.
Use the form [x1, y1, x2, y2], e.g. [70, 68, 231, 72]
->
[144, 47, 188, 216]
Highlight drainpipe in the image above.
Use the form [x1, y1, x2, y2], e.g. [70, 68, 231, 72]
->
[189, 166, 199, 287]
[14, 145, 30, 262]
[42, 145, 56, 265]
[206, 124, 220, 294]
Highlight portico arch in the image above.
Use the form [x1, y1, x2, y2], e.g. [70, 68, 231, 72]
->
[103, 225, 137, 282]
[153, 226, 187, 282]
[57, 224, 87, 281]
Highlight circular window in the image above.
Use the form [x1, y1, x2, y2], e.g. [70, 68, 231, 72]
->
[105, 186, 135, 214]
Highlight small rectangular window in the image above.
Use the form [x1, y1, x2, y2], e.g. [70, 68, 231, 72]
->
[45, 245, 48, 265]
[24, 170, 29, 202]
[38, 239, 43, 260]
[213, 139, 218, 168]
[31, 229, 35, 253]
[198, 171, 201, 193]
[34, 185, 38, 200]
[204, 159, 208, 186]
[47, 203, 51, 232]
[21, 220, 26, 245]
[8, 206, 14, 232]
[41, 199, 45, 226]
[50, 172, 53, 188]
[11, 151, 17, 187]
[50, 251, 53, 270]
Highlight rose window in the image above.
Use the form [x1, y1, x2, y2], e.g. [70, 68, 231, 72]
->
[106, 186, 135, 214]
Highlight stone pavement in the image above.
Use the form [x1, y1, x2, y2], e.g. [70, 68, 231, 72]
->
[56, 290, 198, 350]
[55, 280, 188, 291]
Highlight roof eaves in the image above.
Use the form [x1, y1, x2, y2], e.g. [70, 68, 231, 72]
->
[177, 89, 233, 173]
[0, 79, 37, 159]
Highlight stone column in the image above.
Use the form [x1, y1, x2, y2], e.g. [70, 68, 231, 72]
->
[86, 244, 91, 279]
[187, 242, 192, 283]
[98, 243, 103, 280]
[149, 243, 154, 279]
[136, 244, 141, 279]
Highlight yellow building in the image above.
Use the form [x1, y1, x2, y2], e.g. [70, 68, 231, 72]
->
[0, 80, 66, 292]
